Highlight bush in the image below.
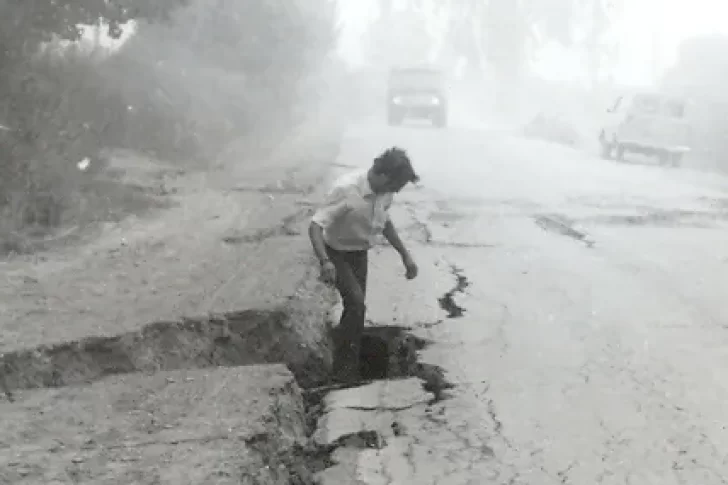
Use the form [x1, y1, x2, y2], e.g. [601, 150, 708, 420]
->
[523, 113, 582, 147]
[0, 0, 339, 252]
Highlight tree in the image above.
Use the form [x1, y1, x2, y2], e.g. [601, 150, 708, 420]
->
[365, 10, 435, 66]
[0, 0, 183, 58]
[0, 0, 339, 231]
[0, 0, 188, 135]
[0, 0, 189, 223]
[662, 34, 728, 160]
[119, 0, 338, 131]
[663, 34, 728, 97]
[363, 0, 439, 67]
[138, 0, 337, 75]
[361, 0, 620, 87]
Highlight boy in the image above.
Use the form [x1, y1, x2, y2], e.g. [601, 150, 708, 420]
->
[309, 146, 420, 382]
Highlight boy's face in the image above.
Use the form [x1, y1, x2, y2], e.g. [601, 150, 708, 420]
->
[385, 176, 409, 194]
[371, 172, 408, 194]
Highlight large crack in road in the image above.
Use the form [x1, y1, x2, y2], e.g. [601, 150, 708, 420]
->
[438, 264, 470, 318]
[1, 187, 470, 483]
[1, 300, 456, 484]
[0, 309, 330, 398]
[534, 214, 595, 247]
[0, 307, 337, 483]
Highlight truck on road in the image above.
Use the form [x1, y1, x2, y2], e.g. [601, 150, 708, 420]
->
[599, 92, 692, 167]
[386, 66, 448, 128]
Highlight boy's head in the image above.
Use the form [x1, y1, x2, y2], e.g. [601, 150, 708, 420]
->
[368, 147, 419, 194]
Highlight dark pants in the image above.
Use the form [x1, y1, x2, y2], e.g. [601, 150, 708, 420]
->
[326, 244, 368, 381]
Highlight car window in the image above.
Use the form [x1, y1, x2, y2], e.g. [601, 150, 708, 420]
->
[388, 69, 443, 89]
[632, 94, 661, 114]
[390, 68, 441, 79]
[664, 99, 686, 118]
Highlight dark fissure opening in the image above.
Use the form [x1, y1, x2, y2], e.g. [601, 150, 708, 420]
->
[438, 264, 470, 318]
[356, 325, 454, 404]
[0, 309, 330, 400]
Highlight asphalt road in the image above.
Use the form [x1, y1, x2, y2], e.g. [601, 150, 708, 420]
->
[322, 118, 728, 484]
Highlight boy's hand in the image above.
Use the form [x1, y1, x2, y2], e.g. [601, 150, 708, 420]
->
[320, 260, 337, 285]
[403, 254, 418, 280]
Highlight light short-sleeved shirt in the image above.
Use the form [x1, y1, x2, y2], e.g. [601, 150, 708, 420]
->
[312, 170, 394, 251]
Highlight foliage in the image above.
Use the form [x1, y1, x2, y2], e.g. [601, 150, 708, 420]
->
[664, 34, 728, 96]
[126, 0, 338, 118]
[663, 34, 728, 159]
[365, 0, 621, 83]
[0, 0, 187, 237]
[0, 0, 183, 59]
[0, 0, 339, 248]
[364, 8, 437, 66]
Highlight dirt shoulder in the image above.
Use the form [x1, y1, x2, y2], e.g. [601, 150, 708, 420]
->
[0, 114, 357, 484]
[0, 116, 341, 379]
[1, 365, 316, 484]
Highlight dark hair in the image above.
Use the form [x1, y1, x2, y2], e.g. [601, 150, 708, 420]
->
[372, 147, 419, 184]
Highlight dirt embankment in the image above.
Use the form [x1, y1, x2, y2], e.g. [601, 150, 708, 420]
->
[0, 113, 353, 483]
[0, 106, 462, 483]
[2, 365, 322, 484]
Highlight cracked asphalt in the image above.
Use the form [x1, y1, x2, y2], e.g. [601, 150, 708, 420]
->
[319, 120, 728, 484]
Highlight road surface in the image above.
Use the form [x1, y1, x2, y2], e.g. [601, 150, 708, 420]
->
[317, 119, 728, 484]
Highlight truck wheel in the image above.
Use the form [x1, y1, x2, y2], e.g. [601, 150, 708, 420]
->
[599, 131, 614, 159]
[600, 140, 613, 159]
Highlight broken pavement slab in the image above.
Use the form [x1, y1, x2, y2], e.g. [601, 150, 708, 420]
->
[0, 365, 313, 485]
[312, 379, 434, 485]
[313, 378, 431, 447]
[313, 379, 465, 485]
[323, 378, 431, 411]
[314, 447, 365, 485]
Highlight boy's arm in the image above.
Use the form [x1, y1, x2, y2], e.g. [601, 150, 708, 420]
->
[308, 223, 330, 265]
[383, 217, 418, 279]
[382, 218, 410, 260]
[309, 187, 350, 263]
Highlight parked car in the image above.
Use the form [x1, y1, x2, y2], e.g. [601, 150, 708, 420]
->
[386, 66, 448, 128]
[598, 92, 692, 166]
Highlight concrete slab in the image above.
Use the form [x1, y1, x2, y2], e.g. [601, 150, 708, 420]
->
[323, 378, 431, 411]
[313, 407, 396, 446]
[0, 365, 307, 484]
[313, 378, 431, 450]
[314, 448, 366, 485]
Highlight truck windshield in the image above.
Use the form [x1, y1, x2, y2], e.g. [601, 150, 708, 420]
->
[664, 99, 686, 118]
[632, 94, 686, 119]
[632, 94, 661, 114]
[388, 69, 443, 89]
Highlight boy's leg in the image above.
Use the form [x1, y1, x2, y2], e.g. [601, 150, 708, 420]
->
[326, 246, 368, 382]
[352, 249, 368, 297]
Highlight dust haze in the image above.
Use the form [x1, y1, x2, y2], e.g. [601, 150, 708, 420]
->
[2, 0, 726, 250]
[339, 0, 727, 171]
[5, 1, 728, 483]
[0, 0, 344, 251]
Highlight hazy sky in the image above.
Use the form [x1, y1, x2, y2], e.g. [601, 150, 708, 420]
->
[614, 0, 727, 84]
[337, 0, 726, 86]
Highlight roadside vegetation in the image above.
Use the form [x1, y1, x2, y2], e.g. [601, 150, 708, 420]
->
[0, 0, 338, 254]
[663, 34, 728, 166]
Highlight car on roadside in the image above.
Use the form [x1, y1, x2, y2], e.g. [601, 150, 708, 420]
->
[386, 66, 448, 128]
[598, 92, 692, 166]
